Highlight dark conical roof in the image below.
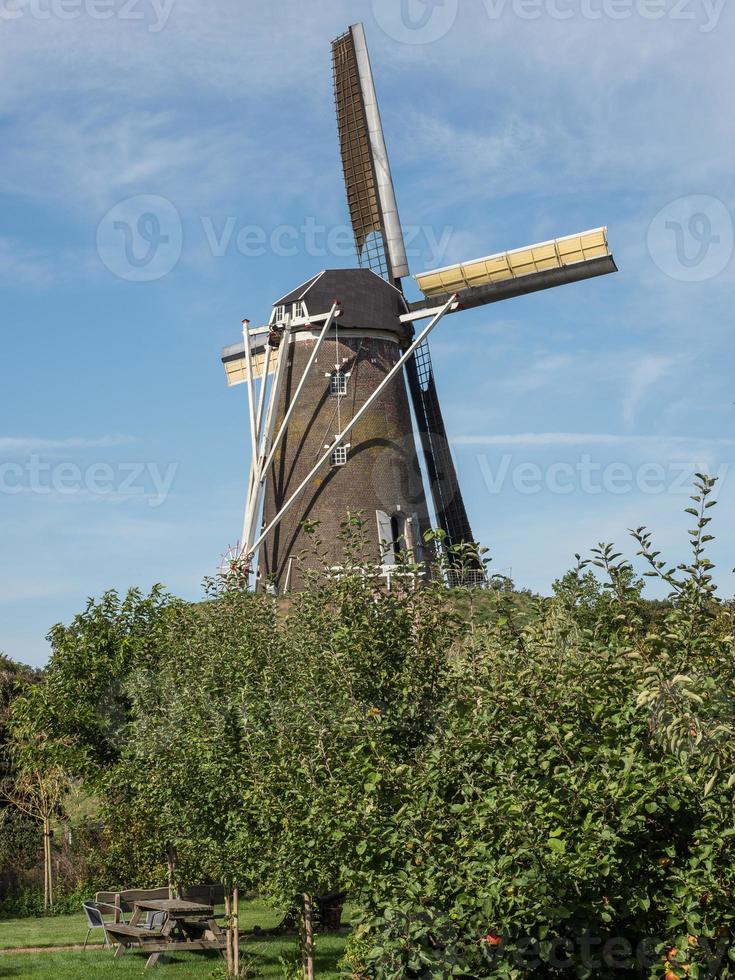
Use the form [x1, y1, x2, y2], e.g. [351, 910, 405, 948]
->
[275, 269, 411, 342]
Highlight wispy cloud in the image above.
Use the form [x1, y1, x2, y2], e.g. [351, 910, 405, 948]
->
[0, 236, 59, 286]
[0, 110, 252, 216]
[402, 110, 550, 192]
[0, 435, 136, 454]
[621, 355, 676, 426]
[0, 578, 83, 606]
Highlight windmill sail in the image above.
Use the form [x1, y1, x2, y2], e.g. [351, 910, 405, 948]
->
[221, 331, 275, 387]
[413, 228, 617, 311]
[332, 23, 409, 281]
[405, 342, 475, 548]
[331, 24, 478, 557]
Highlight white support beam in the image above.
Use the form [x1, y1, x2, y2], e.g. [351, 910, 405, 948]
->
[241, 318, 261, 552]
[246, 292, 459, 562]
[254, 342, 273, 448]
[399, 300, 460, 324]
[247, 326, 271, 339]
[258, 301, 340, 484]
[279, 309, 337, 331]
[242, 319, 259, 474]
[245, 308, 278, 518]
[241, 323, 291, 554]
[243, 298, 327, 558]
[246, 340, 274, 513]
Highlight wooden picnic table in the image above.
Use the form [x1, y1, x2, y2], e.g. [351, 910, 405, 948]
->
[107, 898, 227, 969]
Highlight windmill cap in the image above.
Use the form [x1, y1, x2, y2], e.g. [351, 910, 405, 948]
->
[273, 269, 411, 343]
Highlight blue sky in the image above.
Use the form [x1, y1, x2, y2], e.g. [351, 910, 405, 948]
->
[1, 0, 733, 666]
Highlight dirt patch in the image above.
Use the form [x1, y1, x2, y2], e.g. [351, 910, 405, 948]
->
[0, 944, 105, 954]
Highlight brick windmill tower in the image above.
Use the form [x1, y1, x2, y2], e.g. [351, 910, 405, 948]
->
[221, 23, 617, 593]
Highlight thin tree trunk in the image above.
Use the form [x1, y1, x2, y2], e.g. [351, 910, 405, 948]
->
[47, 826, 54, 908]
[224, 892, 233, 975]
[301, 893, 314, 980]
[166, 845, 178, 899]
[42, 819, 51, 910]
[233, 888, 239, 978]
[42, 826, 48, 911]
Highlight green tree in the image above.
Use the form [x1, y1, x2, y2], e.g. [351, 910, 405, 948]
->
[0, 656, 42, 896]
[38, 487, 734, 979]
[1, 589, 176, 904]
[110, 516, 461, 979]
[30, 586, 177, 778]
[241, 517, 461, 980]
[2, 689, 75, 910]
[344, 480, 735, 979]
[109, 582, 279, 975]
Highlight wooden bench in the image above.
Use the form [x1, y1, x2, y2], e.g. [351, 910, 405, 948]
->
[112, 899, 227, 968]
[95, 888, 170, 924]
[106, 924, 165, 941]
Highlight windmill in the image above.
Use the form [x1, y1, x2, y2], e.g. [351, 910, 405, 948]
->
[221, 22, 617, 593]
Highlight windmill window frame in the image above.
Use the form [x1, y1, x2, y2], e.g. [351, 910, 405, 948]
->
[292, 301, 305, 320]
[274, 305, 287, 322]
[330, 370, 348, 396]
[331, 445, 348, 467]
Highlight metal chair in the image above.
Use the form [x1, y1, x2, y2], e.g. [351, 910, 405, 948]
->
[82, 901, 123, 950]
[145, 910, 168, 931]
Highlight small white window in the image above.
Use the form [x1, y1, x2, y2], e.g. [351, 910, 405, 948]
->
[330, 370, 348, 396]
[292, 301, 305, 320]
[331, 445, 348, 467]
[274, 305, 287, 322]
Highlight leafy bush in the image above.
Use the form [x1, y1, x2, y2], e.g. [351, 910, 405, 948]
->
[16, 586, 178, 780]
[108, 485, 733, 977]
[1, 589, 175, 914]
[0, 807, 40, 874]
[346, 477, 735, 978]
[0, 882, 92, 919]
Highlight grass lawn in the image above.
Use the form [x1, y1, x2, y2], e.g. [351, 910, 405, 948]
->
[0, 913, 92, 951]
[0, 900, 349, 978]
